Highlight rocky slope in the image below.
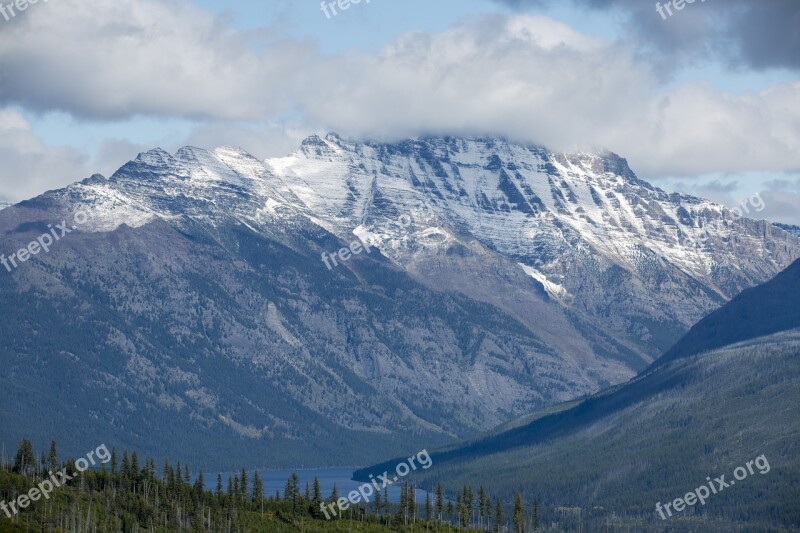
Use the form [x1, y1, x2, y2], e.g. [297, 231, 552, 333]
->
[358, 259, 800, 531]
[0, 136, 798, 468]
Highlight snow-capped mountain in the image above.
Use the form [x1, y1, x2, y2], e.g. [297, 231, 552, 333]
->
[268, 134, 799, 358]
[1, 135, 798, 468]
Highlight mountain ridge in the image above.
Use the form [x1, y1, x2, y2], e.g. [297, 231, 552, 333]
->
[1, 134, 799, 469]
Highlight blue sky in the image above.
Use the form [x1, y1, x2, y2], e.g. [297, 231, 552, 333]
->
[1, 0, 798, 222]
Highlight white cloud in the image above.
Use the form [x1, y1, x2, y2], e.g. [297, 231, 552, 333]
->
[0, 1, 797, 201]
[0, 110, 89, 203]
[0, 0, 309, 120]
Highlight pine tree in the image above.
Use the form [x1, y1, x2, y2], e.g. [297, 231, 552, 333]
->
[12, 439, 36, 476]
[111, 448, 117, 478]
[285, 472, 300, 504]
[374, 485, 383, 516]
[409, 484, 416, 522]
[478, 485, 487, 529]
[216, 473, 223, 496]
[122, 451, 131, 482]
[131, 451, 140, 489]
[466, 485, 474, 525]
[436, 482, 444, 523]
[513, 493, 524, 533]
[425, 491, 432, 522]
[240, 468, 248, 502]
[312, 476, 322, 507]
[446, 499, 454, 523]
[494, 498, 503, 533]
[253, 470, 265, 517]
[459, 491, 469, 527]
[252, 471, 263, 502]
[48, 440, 58, 473]
[533, 498, 540, 531]
[400, 483, 409, 524]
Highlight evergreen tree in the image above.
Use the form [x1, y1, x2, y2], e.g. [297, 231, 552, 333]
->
[446, 499, 454, 523]
[131, 452, 139, 476]
[436, 482, 444, 523]
[459, 492, 469, 527]
[533, 498, 540, 531]
[252, 471, 263, 502]
[285, 472, 300, 503]
[48, 440, 58, 472]
[216, 473, 223, 496]
[409, 484, 416, 522]
[167, 462, 175, 491]
[466, 485, 474, 525]
[479, 485, 487, 529]
[374, 485, 383, 516]
[513, 493, 524, 533]
[240, 468, 248, 502]
[312, 476, 322, 508]
[494, 498, 503, 533]
[122, 451, 131, 481]
[425, 491, 432, 522]
[12, 439, 36, 476]
[110, 448, 117, 478]
[194, 470, 205, 494]
[399, 484, 408, 523]
[131, 451, 140, 489]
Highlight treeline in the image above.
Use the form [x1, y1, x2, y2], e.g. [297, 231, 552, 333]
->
[0, 439, 550, 532]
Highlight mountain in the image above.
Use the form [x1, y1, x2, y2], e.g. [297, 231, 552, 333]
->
[359, 259, 800, 531]
[774, 222, 800, 237]
[1, 136, 798, 469]
[268, 135, 799, 361]
[656, 258, 800, 365]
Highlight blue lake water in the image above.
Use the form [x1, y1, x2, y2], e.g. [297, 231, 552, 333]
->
[215, 467, 428, 504]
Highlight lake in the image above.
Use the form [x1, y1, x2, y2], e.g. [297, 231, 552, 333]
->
[215, 467, 428, 504]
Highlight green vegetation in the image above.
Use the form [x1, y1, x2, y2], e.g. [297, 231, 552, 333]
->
[0, 440, 552, 532]
[400, 333, 800, 532]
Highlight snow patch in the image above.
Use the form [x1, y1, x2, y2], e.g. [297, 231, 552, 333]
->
[518, 263, 569, 300]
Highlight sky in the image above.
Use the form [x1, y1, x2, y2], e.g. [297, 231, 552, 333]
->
[0, 0, 798, 223]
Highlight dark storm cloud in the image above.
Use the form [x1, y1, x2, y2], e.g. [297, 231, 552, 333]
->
[495, 0, 800, 71]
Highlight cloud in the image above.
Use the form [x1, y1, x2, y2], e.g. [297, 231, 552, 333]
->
[0, 1, 797, 188]
[0, 110, 90, 203]
[493, 0, 800, 71]
[183, 121, 309, 160]
[760, 176, 800, 225]
[300, 16, 800, 178]
[0, 0, 311, 120]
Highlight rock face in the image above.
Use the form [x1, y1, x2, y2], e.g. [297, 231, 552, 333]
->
[0, 135, 798, 468]
[357, 260, 800, 530]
